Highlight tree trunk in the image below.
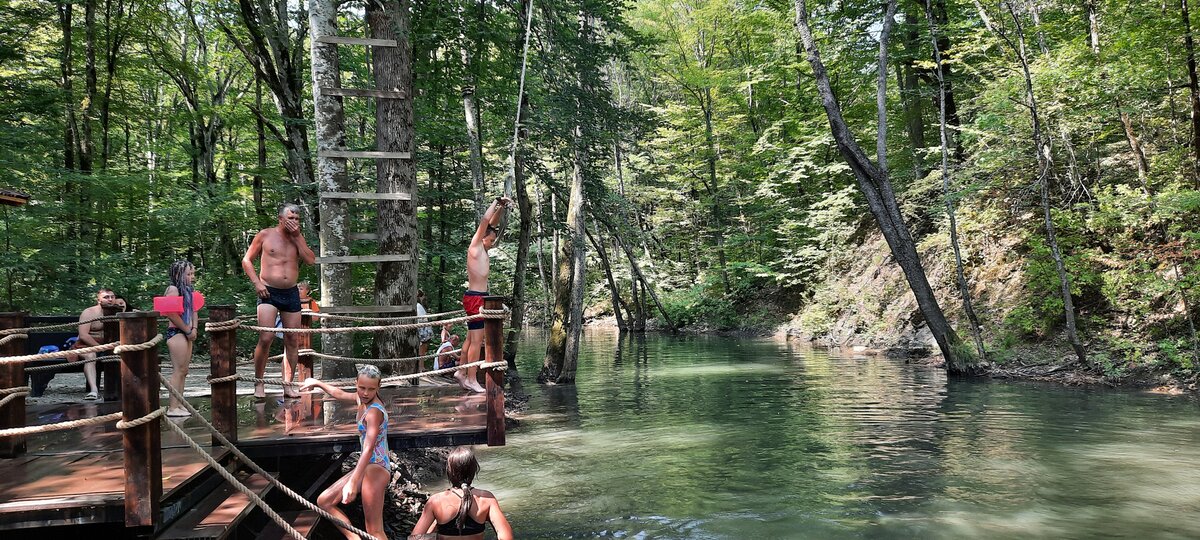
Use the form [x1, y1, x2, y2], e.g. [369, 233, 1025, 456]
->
[99, 0, 128, 170]
[254, 79, 266, 218]
[370, 0, 418, 375]
[926, 0, 986, 360]
[505, 94, 532, 368]
[585, 225, 626, 330]
[81, 0, 97, 173]
[1184, 0, 1200, 186]
[540, 222, 571, 381]
[558, 123, 588, 385]
[795, 0, 969, 370]
[701, 89, 732, 296]
[1086, 0, 1100, 54]
[1004, 2, 1087, 365]
[59, 1, 78, 171]
[309, 0, 354, 377]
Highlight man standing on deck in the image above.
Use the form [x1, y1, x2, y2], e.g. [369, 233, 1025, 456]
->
[459, 196, 512, 392]
[242, 203, 316, 399]
[70, 288, 118, 400]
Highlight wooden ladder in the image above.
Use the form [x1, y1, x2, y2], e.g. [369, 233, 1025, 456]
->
[309, 0, 416, 317]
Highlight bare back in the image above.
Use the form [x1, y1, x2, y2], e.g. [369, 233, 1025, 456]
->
[428, 488, 498, 537]
[466, 241, 489, 292]
[253, 227, 300, 288]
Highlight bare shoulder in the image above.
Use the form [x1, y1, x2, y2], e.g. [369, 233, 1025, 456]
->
[79, 305, 101, 319]
[164, 285, 179, 296]
[473, 488, 498, 500]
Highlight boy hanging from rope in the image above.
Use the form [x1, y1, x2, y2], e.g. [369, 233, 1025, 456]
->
[459, 196, 513, 393]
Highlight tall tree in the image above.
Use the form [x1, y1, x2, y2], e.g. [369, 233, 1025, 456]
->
[794, 0, 971, 371]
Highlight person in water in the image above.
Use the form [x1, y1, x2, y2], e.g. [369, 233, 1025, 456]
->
[163, 260, 199, 417]
[410, 446, 513, 540]
[301, 365, 391, 540]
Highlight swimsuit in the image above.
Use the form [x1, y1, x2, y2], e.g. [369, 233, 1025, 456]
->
[258, 285, 302, 313]
[167, 284, 196, 341]
[357, 401, 390, 471]
[436, 489, 488, 536]
[462, 290, 487, 330]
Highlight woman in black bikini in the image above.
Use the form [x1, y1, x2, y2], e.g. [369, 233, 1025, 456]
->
[163, 260, 197, 417]
[410, 446, 512, 540]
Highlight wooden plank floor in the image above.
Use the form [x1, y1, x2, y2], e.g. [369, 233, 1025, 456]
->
[0, 383, 488, 530]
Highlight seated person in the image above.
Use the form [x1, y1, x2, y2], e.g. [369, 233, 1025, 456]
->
[410, 446, 512, 540]
[434, 334, 461, 371]
[70, 288, 117, 400]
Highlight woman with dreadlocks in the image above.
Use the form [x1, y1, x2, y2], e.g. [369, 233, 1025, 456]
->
[163, 260, 198, 417]
[410, 446, 513, 540]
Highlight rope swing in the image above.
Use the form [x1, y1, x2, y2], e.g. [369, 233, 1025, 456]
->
[497, 0, 536, 239]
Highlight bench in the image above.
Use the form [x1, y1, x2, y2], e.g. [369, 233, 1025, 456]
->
[18, 316, 114, 398]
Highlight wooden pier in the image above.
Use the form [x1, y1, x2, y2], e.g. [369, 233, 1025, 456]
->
[0, 296, 508, 538]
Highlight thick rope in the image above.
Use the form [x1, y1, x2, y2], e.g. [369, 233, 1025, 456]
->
[207, 374, 300, 386]
[204, 319, 242, 332]
[311, 309, 465, 323]
[237, 312, 503, 335]
[0, 411, 122, 438]
[113, 334, 163, 354]
[23, 355, 120, 373]
[269, 348, 463, 365]
[160, 380, 378, 540]
[115, 407, 167, 430]
[0, 341, 119, 364]
[162, 419, 307, 540]
[0, 386, 30, 409]
[0, 315, 120, 336]
[0, 333, 28, 346]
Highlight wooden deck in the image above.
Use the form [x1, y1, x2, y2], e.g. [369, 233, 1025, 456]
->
[0, 385, 488, 531]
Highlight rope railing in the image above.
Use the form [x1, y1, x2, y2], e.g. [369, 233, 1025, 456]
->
[205, 307, 509, 335]
[310, 309, 466, 323]
[0, 333, 27, 346]
[0, 406, 165, 439]
[0, 315, 122, 336]
[268, 348, 463, 365]
[208, 360, 505, 389]
[161, 380, 378, 540]
[23, 354, 120, 373]
[0, 386, 30, 409]
[0, 341, 119, 364]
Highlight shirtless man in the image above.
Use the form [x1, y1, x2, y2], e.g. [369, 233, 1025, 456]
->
[457, 196, 512, 392]
[72, 288, 117, 400]
[242, 203, 316, 398]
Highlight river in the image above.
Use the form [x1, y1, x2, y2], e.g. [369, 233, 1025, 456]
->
[423, 329, 1200, 539]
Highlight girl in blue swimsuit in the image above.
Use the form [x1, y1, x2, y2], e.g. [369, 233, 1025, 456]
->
[301, 365, 391, 540]
[411, 446, 513, 540]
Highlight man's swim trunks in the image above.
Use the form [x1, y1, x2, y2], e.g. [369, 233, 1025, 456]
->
[258, 285, 302, 313]
[463, 290, 488, 330]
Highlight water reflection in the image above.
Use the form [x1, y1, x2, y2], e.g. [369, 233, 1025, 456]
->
[487, 329, 1200, 539]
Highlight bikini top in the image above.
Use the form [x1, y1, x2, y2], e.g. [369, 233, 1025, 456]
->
[436, 488, 488, 535]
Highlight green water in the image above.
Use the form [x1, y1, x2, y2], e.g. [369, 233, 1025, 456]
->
[455, 329, 1200, 539]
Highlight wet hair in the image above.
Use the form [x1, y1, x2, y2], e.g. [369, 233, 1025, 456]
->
[278, 203, 300, 217]
[356, 364, 382, 381]
[446, 446, 480, 531]
[114, 295, 134, 312]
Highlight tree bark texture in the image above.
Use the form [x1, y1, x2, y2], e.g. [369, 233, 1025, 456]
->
[795, 0, 968, 370]
[505, 94, 532, 368]
[1184, 0, 1200, 186]
[309, 0, 354, 377]
[585, 225, 626, 330]
[558, 123, 588, 385]
[370, 0, 418, 374]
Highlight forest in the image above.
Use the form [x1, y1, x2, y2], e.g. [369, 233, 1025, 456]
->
[1, 0, 1198, 380]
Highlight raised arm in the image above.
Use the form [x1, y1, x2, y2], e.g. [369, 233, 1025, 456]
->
[290, 230, 317, 265]
[470, 197, 511, 245]
[298, 377, 355, 401]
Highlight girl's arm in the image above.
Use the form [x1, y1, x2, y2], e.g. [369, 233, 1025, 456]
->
[488, 498, 514, 540]
[162, 286, 189, 333]
[298, 378, 355, 401]
[409, 496, 438, 538]
[342, 406, 384, 503]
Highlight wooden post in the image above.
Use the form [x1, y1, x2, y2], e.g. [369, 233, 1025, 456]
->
[298, 313, 314, 381]
[101, 305, 120, 401]
[209, 306, 237, 444]
[119, 311, 162, 529]
[483, 296, 506, 447]
[0, 312, 27, 457]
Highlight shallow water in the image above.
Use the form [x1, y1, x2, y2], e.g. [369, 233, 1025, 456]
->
[443, 329, 1200, 539]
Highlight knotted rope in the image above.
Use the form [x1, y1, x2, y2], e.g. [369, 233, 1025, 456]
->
[0, 386, 30, 409]
[311, 309, 466, 323]
[113, 334, 163, 354]
[0, 315, 120, 336]
[161, 380, 378, 540]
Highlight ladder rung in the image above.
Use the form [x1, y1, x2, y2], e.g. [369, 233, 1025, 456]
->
[319, 150, 412, 159]
[314, 36, 398, 47]
[320, 305, 415, 314]
[320, 191, 412, 201]
[350, 233, 378, 241]
[321, 87, 407, 99]
[315, 254, 413, 264]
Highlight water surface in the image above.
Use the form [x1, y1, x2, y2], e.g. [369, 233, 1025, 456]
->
[444, 330, 1200, 539]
